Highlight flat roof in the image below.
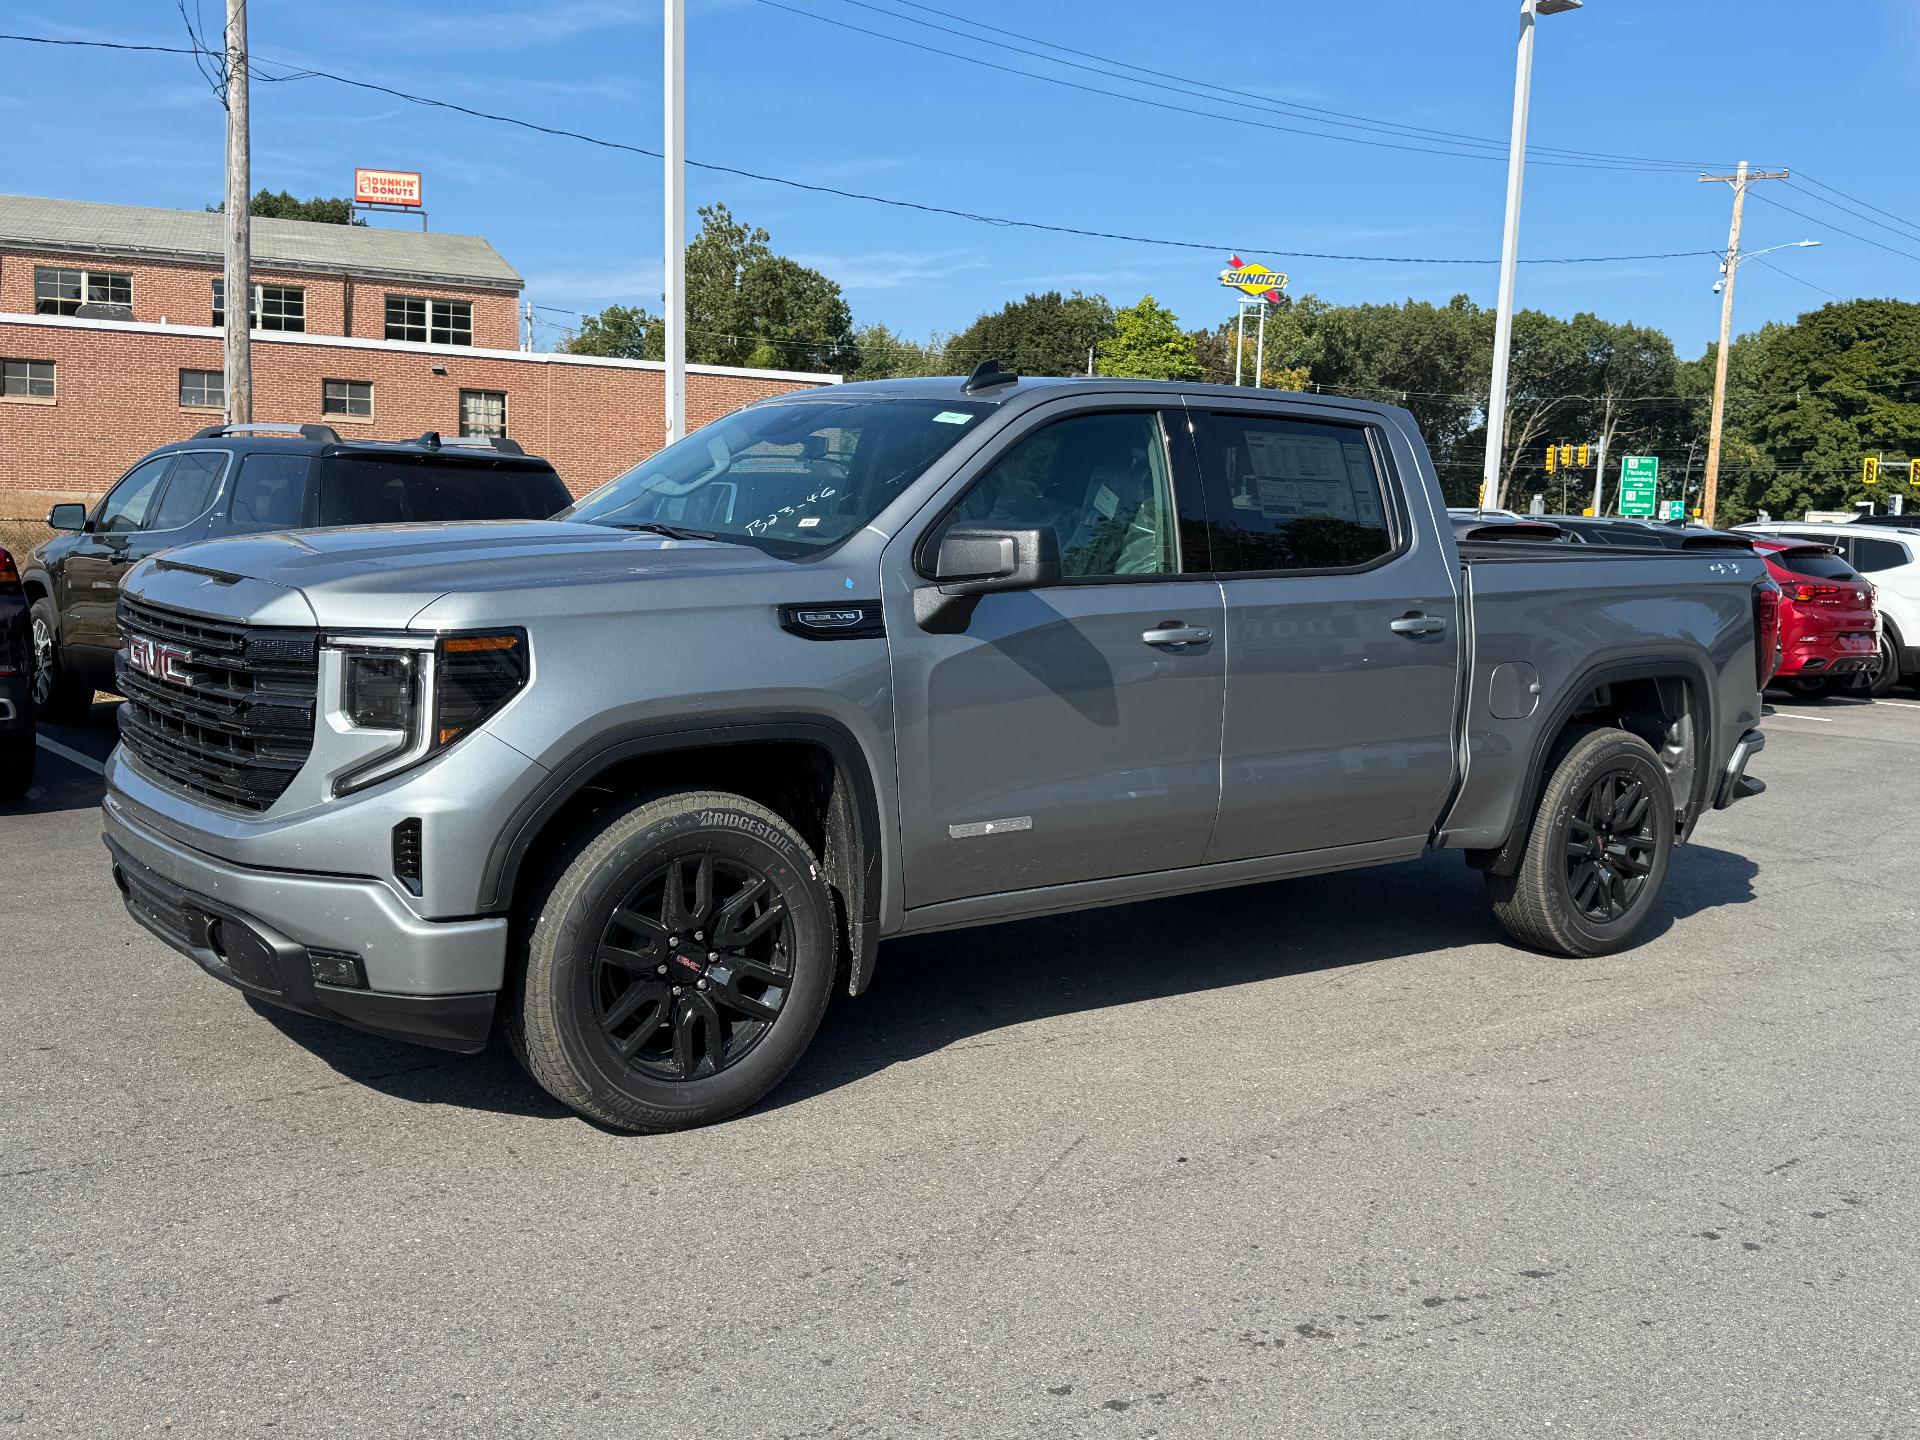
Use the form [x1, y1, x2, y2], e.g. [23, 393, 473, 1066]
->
[0, 193, 523, 292]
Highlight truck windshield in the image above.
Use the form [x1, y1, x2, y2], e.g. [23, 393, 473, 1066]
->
[566, 398, 991, 555]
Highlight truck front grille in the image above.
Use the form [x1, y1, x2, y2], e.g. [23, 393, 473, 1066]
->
[116, 596, 319, 812]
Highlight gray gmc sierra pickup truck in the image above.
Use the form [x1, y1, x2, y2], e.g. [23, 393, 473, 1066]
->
[101, 371, 1770, 1131]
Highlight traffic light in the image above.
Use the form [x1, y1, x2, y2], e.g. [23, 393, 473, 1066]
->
[1545, 445, 1556, 474]
[1864, 456, 1880, 485]
[1909, 458, 1919, 487]
[1559, 444, 1575, 469]
[1577, 444, 1591, 467]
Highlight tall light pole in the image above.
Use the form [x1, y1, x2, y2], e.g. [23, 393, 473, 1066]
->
[663, 0, 687, 445]
[1479, 0, 1582, 512]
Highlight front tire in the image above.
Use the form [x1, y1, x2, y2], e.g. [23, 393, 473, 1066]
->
[29, 599, 91, 724]
[508, 790, 836, 1132]
[1488, 727, 1675, 958]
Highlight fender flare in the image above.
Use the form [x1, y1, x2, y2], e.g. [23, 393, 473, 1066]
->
[478, 714, 887, 995]
[1475, 654, 1716, 876]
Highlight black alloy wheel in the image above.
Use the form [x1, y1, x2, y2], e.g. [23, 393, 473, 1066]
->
[591, 852, 794, 1083]
[1562, 770, 1656, 924]
[30, 612, 55, 710]
[508, 789, 836, 1133]
[1487, 726, 1675, 958]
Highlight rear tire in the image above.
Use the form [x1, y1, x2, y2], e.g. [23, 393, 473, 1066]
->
[508, 790, 835, 1133]
[29, 599, 92, 724]
[1488, 727, 1675, 958]
[1783, 675, 1837, 700]
[1867, 634, 1900, 699]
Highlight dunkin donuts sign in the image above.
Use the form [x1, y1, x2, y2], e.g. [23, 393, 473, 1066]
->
[354, 168, 423, 207]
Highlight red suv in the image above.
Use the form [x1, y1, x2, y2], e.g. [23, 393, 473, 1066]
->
[1751, 537, 1880, 698]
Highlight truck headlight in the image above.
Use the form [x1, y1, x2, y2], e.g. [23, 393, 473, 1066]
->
[331, 630, 528, 796]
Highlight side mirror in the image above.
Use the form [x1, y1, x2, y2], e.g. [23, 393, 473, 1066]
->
[917, 525, 1061, 632]
[47, 502, 86, 533]
[932, 525, 1062, 594]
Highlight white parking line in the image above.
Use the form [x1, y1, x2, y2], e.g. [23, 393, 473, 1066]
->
[1875, 700, 1920, 711]
[1768, 712, 1836, 723]
[35, 735, 107, 775]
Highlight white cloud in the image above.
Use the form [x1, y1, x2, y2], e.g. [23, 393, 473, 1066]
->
[522, 263, 664, 309]
[790, 248, 987, 291]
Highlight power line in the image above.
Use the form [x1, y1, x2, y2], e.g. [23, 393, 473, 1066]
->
[870, 0, 1740, 172]
[1746, 189, 1920, 265]
[749, 0, 1693, 173]
[1794, 173, 1920, 244]
[1748, 255, 1845, 303]
[0, 30, 1724, 269]
[1780, 179, 1920, 248]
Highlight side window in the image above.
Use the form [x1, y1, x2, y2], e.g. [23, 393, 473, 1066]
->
[1200, 413, 1394, 572]
[228, 453, 313, 533]
[947, 411, 1178, 578]
[1850, 536, 1911, 574]
[94, 456, 173, 534]
[149, 452, 229, 531]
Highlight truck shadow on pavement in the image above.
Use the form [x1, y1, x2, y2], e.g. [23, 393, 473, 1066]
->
[240, 842, 1759, 1125]
[770, 842, 1762, 1111]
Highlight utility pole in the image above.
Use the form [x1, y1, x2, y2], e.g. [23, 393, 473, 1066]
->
[222, 0, 252, 425]
[523, 301, 534, 352]
[1589, 431, 1608, 517]
[1698, 161, 1790, 528]
[662, 0, 687, 445]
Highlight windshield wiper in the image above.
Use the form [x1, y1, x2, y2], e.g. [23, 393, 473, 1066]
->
[603, 521, 721, 541]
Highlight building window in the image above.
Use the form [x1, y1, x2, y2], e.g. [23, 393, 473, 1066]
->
[322, 379, 373, 418]
[385, 295, 473, 346]
[1, 359, 55, 399]
[212, 280, 306, 332]
[34, 266, 132, 316]
[459, 389, 508, 440]
[179, 369, 225, 410]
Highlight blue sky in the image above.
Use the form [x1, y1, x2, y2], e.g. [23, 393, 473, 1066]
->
[7, 0, 1919, 362]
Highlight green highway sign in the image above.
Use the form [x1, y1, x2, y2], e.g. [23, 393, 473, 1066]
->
[1661, 499, 1685, 521]
[1619, 455, 1660, 517]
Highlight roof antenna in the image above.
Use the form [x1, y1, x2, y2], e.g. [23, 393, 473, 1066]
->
[963, 358, 1018, 395]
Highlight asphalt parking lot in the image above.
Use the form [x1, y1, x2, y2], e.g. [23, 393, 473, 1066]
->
[4, 696, 1917, 1438]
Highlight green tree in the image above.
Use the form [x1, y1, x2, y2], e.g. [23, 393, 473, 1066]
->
[1096, 294, 1200, 381]
[563, 204, 852, 373]
[562, 303, 662, 361]
[846, 322, 946, 380]
[208, 189, 365, 225]
[946, 291, 1114, 377]
[1191, 293, 1324, 390]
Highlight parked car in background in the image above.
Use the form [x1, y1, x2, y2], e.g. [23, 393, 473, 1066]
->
[1746, 537, 1879, 698]
[0, 544, 35, 801]
[21, 425, 572, 722]
[1738, 517, 1920, 696]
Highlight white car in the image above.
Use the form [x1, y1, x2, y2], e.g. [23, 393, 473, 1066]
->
[1735, 518, 1920, 697]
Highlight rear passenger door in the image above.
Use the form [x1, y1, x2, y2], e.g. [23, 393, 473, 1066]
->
[1191, 406, 1460, 862]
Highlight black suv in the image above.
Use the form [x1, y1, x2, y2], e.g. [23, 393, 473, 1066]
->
[0, 542, 33, 801]
[22, 424, 572, 721]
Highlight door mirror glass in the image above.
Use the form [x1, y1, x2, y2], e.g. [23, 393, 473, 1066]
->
[47, 502, 86, 532]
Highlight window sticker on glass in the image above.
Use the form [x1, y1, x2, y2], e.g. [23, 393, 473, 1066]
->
[932, 411, 974, 425]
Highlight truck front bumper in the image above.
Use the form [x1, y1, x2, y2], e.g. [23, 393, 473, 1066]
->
[102, 797, 505, 1053]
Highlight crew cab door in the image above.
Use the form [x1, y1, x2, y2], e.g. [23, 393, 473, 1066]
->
[1189, 405, 1461, 862]
[61, 453, 174, 656]
[883, 403, 1224, 909]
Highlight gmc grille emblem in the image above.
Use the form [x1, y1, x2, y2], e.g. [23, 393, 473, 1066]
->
[128, 635, 193, 687]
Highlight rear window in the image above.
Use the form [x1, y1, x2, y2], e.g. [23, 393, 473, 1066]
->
[314, 455, 571, 527]
[1772, 549, 1858, 581]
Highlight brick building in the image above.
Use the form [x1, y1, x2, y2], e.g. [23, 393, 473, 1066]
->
[0, 194, 836, 515]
